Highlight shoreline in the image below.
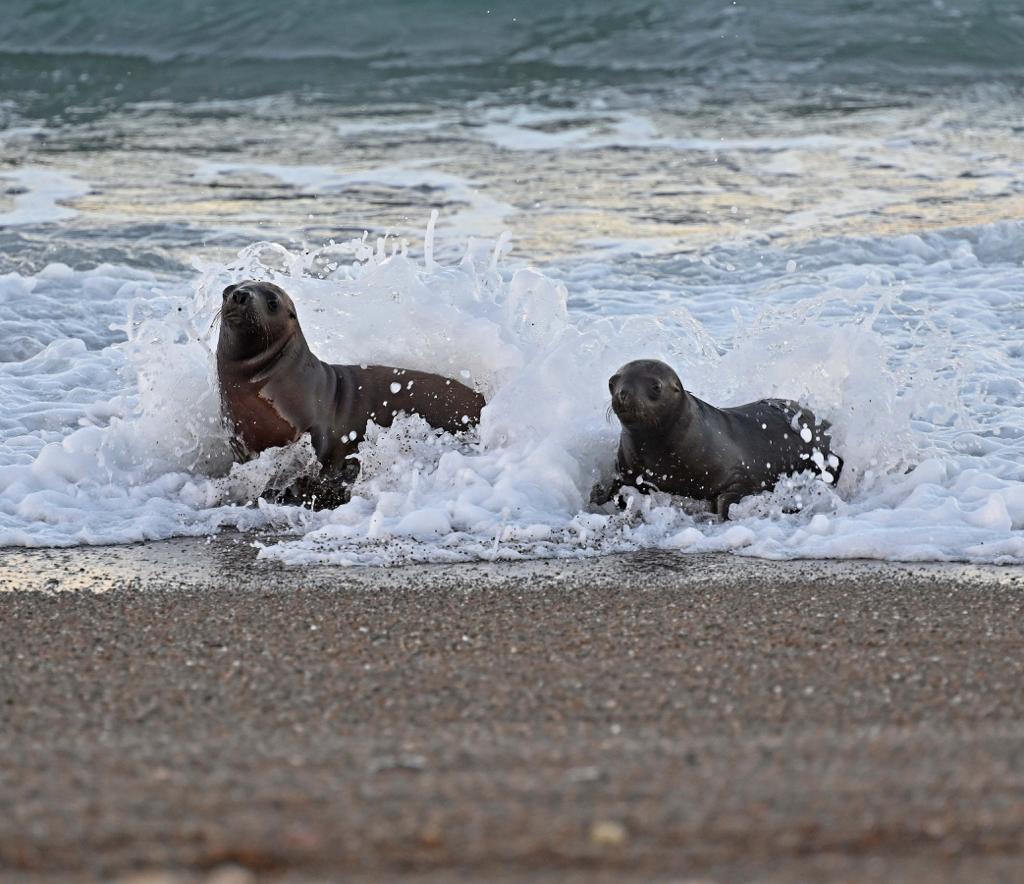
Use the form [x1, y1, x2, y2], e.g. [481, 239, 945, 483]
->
[5, 534, 1022, 594]
[3, 540, 1024, 881]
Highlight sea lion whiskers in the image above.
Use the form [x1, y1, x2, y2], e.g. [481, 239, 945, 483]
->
[209, 301, 233, 333]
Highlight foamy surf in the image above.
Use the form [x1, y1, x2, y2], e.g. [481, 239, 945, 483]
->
[0, 168, 89, 227]
[1, 216, 1022, 565]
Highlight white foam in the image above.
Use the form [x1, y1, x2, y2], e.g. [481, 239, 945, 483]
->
[472, 106, 853, 154]
[1, 219, 1023, 565]
[335, 116, 455, 137]
[0, 168, 89, 226]
[194, 161, 515, 238]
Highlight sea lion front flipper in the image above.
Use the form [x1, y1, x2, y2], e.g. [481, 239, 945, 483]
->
[228, 435, 251, 463]
[590, 474, 627, 509]
[280, 473, 353, 510]
[589, 480, 613, 507]
[591, 444, 638, 509]
[713, 491, 744, 520]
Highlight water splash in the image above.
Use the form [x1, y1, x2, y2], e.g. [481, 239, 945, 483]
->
[3, 216, 1022, 564]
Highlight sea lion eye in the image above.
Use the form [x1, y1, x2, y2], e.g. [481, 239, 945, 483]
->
[266, 296, 279, 312]
[650, 381, 663, 397]
[608, 374, 620, 393]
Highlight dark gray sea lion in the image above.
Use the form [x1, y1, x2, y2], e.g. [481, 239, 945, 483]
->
[216, 280, 485, 506]
[595, 359, 843, 519]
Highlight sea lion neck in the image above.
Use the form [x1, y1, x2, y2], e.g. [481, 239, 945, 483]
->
[619, 396, 687, 460]
[218, 325, 308, 382]
[650, 389, 690, 436]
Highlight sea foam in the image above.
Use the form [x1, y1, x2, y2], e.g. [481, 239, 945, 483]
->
[1, 219, 1022, 564]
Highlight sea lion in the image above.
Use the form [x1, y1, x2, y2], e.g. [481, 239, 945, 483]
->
[216, 280, 485, 506]
[595, 359, 843, 519]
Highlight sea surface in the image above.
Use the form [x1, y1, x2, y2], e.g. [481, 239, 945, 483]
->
[2, 0, 1023, 565]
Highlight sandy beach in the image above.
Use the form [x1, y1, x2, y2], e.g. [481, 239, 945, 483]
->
[3, 541, 1024, 882]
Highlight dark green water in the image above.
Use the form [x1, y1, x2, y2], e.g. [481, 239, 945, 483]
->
[3, 0, 1023, 122]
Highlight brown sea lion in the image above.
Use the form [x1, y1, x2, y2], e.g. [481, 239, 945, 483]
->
[216, 280, 485, 506]
[594, 359, 843, 519]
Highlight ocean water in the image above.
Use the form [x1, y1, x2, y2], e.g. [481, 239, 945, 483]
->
[1, 1, 1023, 565]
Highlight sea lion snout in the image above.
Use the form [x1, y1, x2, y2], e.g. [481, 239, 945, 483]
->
[614, 388, 632, 406]
[221, 283, 256, 320]
[610, 386, 644, 425]
[608, 377, 638, 420]
[220, 281, 297, 327]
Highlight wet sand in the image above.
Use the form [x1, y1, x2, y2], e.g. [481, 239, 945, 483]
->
[3, 539, 1024, 882]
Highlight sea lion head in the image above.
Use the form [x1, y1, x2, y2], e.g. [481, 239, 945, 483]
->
[217, 280, 299, 359]
[608, 359, 685, 430]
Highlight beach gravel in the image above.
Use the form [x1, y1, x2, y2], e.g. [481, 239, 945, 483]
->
[2, 539, 1024, 882]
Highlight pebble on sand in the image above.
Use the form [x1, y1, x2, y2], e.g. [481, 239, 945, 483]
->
[590, 820, 628, 847]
